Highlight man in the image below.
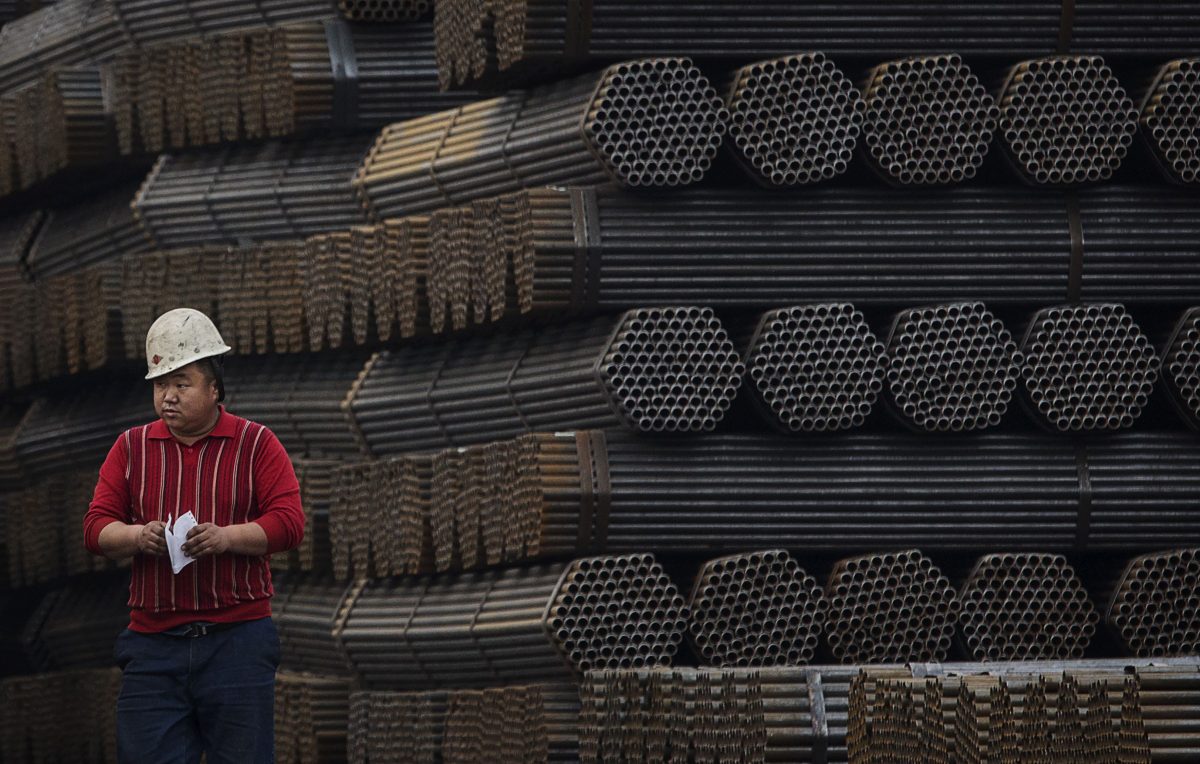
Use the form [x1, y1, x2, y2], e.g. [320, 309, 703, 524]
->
[83, 308, 305, 764]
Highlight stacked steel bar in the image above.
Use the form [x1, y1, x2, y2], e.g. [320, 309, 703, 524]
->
[883, 302, 1022, 432]
[111, 22, 476, 155]
[132, 135, 372, 248]
[0, 0, 126, 95]
[441, 684, 580, 762]
[0, 210, 41, 391]
[823, 549, 958, 664]
[329, 454, 431, 579]
[273, 573, 355, 676]
[957, 553, 1099, 662]
[336, 554, 688, 688]
[349, 689, 445, 763]
[742, 304, 887, 434]
[354, 57, 728, 218]
[686, 549, 827, 668]
[1141, 59, 1200, 185]
[274, 671, 351, 764]
[108, 0, 332, 46]
[998, 56, 1138, 185]
[120, 247, 222, 360]
[0, 668, 121, 764]
[26, 181, 147, 279]
[859, 55, 997, 186]
[19, 572, 128, 671]
[345, 307, 744, 455]
[1162, 307, 1200, 429]
[217, 239, 307, 355]
[338, 0, 429, 22]
[272, 459, 341, 574]
[1019, 304, 1160, 432]
[721, 53, 864, 187]
[1106, 548, 1200, 658]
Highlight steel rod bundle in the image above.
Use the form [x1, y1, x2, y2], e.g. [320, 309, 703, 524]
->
[345, 307, 745, 455]
[132, 135, 373, 248]
[107, 0, 333, 47]
[16, 260, 122, 383]
[426, 429, 1200, 564]
[111, 21, 476, 155]
[1163, 307, 1200, 429]
[687, 549, 826, 668]
[18, 572, 128, 671]
[1019, 304, 1160, 432]
[824, 549, 959, 664]
[273, 572, 356, 676]
[120, 246, 222, 359]
[329, 455, 432, 579]
[1106, 548, 1200, 658]
[860, 55, 998, 186]
[27, 180, 148, 280]
[1141, 59, 1200, 185]
[883, 302, 1022, 433]
[217, 239, 308, 355]
[0, 210, 41, 391]
[354, 57, 729, 219]
[998, 56, 1138, 185]
[957, 553, 1099, 662]
[742, 304, 887, 434]
[272, 459, 341, 575]
[349, 687, 446, 764]
[274, 671, 351, 764]
[0, 0, 126, 96]
[722, 53, 863, 187]
[336, 554, 688, 688]
[0, 667, 120, 764]
[441, 683, 580, 762]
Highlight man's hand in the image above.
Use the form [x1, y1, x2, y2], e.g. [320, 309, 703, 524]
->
[182, 523, 231, 558]
[137, 521, 167, 556]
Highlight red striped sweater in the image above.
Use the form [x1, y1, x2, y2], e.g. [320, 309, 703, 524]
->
[83, 407, 304, 633]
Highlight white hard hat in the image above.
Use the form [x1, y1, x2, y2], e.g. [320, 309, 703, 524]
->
[144, 308, 232, 380]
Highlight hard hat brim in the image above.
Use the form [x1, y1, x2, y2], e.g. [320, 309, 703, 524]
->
[144, 345, 233, 380]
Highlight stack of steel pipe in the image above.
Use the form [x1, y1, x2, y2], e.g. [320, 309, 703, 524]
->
[686, 549, 827, 668]
[417, 429, 1200, 562]
[741, 304, 888, 434]
[0, 0, 125, 95]
[349, 688, 446, 764]
[329, 454, 431, 579]
[0, 668, 121, 764]
[0, 210, 41, 391]
[859, 54, 998, 186]
[0, 0, 49, 27]
[107, 0, 332, 47]
[998, 56, 1138, 185]
[353, 57, 729, 219]
[131, 135, 372, 248]
[1019, 304, 1160, 432]
[823, 549, 959, 664]
[442, 684, 580, 763]
[336, 554, 688, 688]
[120, 247, 222, 359]
[957, 553, 1099, 662]
[26, 181, 147, 280]
[19, 572, 128, 671]
[272, 573, 355, 676]
[273, 671, 351, 764]
[338, 0, 429, 22]
[721, 53, 864, 187]
[1105, 548, 1200, 658]
[1141, 59, 1200, 185]
[20, 261, 122, 380]
[272, 459, 341, 575]
[883, 302, 1022, 432]
[345, 307, 745, 455]
[1162, 307, 1200, 429]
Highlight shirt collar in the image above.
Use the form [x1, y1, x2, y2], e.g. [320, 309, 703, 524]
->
[148, 406, 236, 440]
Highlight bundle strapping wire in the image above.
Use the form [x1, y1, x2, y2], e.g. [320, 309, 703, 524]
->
[336, 554, 688, 688]
[132, 135, 372, 248]
[345, 307, 745, 456]
[958, 553, 1099, 662]
[412, 430, 1200, 566]
[274, 671, 351, 764]
[1141, 59, 1200, 186]
[354, 57, 728, 219]
[1163, 307, 1200, 430]
[1106, 548, 1200, 658]
[998, 55, 1137, 185]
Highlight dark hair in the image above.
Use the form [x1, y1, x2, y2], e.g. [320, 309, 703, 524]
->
[197, 356, 226, 402]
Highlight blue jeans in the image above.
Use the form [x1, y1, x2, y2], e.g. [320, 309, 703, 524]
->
[114, 617, 280, 764]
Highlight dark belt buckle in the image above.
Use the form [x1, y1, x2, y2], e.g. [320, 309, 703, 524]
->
[181, 623, 214, 638]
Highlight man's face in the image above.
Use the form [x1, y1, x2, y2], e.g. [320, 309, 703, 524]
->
[152, 362, 219, 433]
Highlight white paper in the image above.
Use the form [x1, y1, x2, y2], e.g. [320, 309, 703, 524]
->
[166, 511, 198, 575]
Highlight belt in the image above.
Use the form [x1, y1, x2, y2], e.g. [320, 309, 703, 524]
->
[162, 621, 243, 639]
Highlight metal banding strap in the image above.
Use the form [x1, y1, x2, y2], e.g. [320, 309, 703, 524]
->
[1058, 0, 1076, 53]
[568, 187, 602, 309]
[1065, 190, 1084, 303]
[590, 430, 610, 550]
[505, 342, 534, 431]
[1075, 441, 1092, 551]
[564, 0, 594, 62]
[806, 670, 829, 764]
[323, 19, 360, 131]
[574, 431, 595, 552]
[469, 576, 503, 682]
[424, 346, 453, 445]
[500, 91, 530, 187]
[428, 108, 462, 207]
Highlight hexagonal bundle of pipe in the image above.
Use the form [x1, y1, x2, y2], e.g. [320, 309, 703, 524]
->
[329, 455, 432, 580]
[353, 57, 728, 219]
[743, 304, 887, 433]
[272, 573, 355, 676]
[883, 302, 1022, 432]
[860, 55, 997, 186]
[1106, 548, 1200, 658]
[1141, 59, 1200, 185]
[274, 672, 351, 764]
[348, 689, 447, 764]
[335, 554, 687, 689]
[439, 684, 581, 763]
[721, 53, 864, 187]
[1162, 307, 1200, 429]
[686, 550, 827, 668]
[957, 553, 1099, 662]
[344, 308, 744, 455]
[132, 135, 372, 248]
[338, 0, 430, 22]
[998, 56, 1137, 185]
[1019, 303, 1159, 432]
[824, 549, 958, 664]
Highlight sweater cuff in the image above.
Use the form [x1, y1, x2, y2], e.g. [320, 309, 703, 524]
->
[85, 517, 121, 556]
[253, 514, 293, 556]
